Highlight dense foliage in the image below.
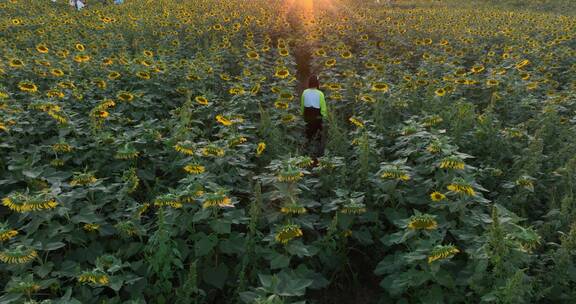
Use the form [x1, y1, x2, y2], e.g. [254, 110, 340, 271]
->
[0, 0, 575, 303]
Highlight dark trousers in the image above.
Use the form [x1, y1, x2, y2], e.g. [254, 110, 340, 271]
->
[304, 107, 323, 156]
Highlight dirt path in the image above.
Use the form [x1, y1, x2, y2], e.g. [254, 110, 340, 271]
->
[285, 2, 318, 96]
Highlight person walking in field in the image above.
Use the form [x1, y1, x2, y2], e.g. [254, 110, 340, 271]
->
[70, 0, 86, 10]
[300, 75, 327, 156]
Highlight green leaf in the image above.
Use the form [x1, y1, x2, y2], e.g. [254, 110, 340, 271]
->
[34, 262, 54, 278]
[43, 242, 66, 251]
[202, 264, 229, 289]
[219, 233, 246, 255]
[194, 234, 217, 257]
[285, 242, 318, 257]
[274, 271, 313, 297]
[210, 219, 231, 234]
[109, 276, 124, 292]
[0, 293, 22, 304]
[193, 209, 211, 223]
[270, 253, 291, 269]
[22, 169, 42, 178]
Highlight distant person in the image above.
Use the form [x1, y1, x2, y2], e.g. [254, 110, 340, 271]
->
[300, 75, 327, 156]
[114, 0, 124, 4]
[71, 0, 85, 10]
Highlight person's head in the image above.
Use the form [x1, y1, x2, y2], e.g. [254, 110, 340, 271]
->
[308, 75, 319, 89]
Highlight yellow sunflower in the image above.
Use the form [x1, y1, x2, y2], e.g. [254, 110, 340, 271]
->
[274, 68, 290, 79]
[50, 69, 64, 77]
[36, 44, 49, 54]
[9, 59, 24, 68]
[18, 81, 38, 93]
[371, 82, 389, 92]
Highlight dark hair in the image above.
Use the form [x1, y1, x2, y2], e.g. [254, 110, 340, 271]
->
[308, 75, 319, 88]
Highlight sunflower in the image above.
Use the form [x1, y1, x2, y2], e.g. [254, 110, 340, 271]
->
[486, 79, 499, 87]
[471, 65, 485, 73]
[434, 88, 446, 97]
[428, 244, 459, 263]
[423, 115, 443, 127]
[327, 83, 342, 91]
[447, 179, 475, 196]
[18, 81, 38, 93]
[229, 87, 245, 95]
[341, 51, 353, 59]
[439, 156, 465, 170]
[50, 69, 64, 77]
[371, 82, 389, 92]
[324, 58, 336, 67]
[115, 148, 140, 160]
[78, 271, 109, 285]
[278, 114, 294, 124]
[315, 49, 327, 57]
[136, 71, 151, 80]
[9, 59, 24, 68]
[226, 135, 247, 148]
[108, 71, 121, 80]
[275, 224, 303, 244]
[36, 44, 49, 53]
[50, 159, 64, 167]
[195, 96, 209, 105]
[280, 201, 307, 214]
[380, 167, 410, 181]
[70, 172, 97, 186]
[46, 90, 64, 99]
[102, 58, 113, 65]
[174, 141, 195, 155]
[91, 110, 109, 119]
[2, 192, 58, 213]
[250, 83, 261, 95]
[430, 191, 446, 202]
[0, 245, 38, 264]
[201, 145, 225, 157]
[246, 50, 260, 60]
[94, 79, 107, 89]
[278, 48, 289, 57]
[340, 202, 367, 215]
[274, 101, 289, 110]
[52, 143, 73, 153]
[154, 194, 182, 208]
[0, 224, 18, 242]
[256, 142, 266, 156]
[143, 50, 154, 57]
[115, 221, 139, 237]
[56, 49, 69, 58]
[277, 166, 303, 182]
[202, 192, 233, 208]
[407, 214, 438, 230]
[216, 114, 233, 126]
[75, 43, 85, 52]
[83, 223, 100, 232]
[349, 117, 364, 128]
[73, 55, 91, 63]
[520, 72, 531, 80]
[117, 92, 134, 102]
[274, 68, 290, 79]
[184, 164, 205, 175]
[515, 59, 530, 69]
[526, 82, 539, 90]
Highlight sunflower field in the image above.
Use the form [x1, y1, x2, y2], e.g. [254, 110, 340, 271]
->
[0, 0, 575, 303]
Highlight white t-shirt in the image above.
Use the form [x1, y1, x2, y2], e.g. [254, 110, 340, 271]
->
[302, 89, 322, 109]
